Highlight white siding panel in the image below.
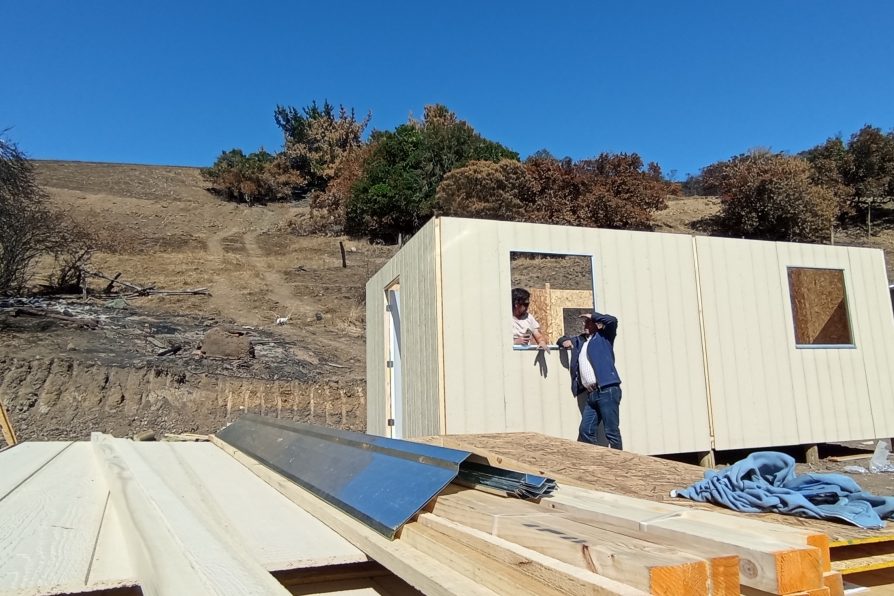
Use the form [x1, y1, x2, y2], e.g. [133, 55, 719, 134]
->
[700, 237, 882, 450]
[439, 218, 711, 455]
[365, 221, 441, 437]
[847, 247, 894, 438]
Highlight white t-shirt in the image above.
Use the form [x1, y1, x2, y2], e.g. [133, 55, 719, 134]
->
[513, 313, 540, 344]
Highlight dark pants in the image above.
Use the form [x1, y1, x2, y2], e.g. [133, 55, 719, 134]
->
[578, 384, 622, 449]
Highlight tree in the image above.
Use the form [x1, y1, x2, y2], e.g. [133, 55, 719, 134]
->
[523, 153, 672, 230]
[701, 150, 837, 242]
[201, 148, 284, 205]
[273, 100, 371, 196]
[435, 159, 533, 220]
[0, 134, 91, 294]
[346, 105, 518, 240]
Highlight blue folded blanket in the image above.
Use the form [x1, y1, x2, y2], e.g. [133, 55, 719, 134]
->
[671, 451, 894, 529]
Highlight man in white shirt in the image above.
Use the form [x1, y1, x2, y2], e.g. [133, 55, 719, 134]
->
[511, 288, 548, 350]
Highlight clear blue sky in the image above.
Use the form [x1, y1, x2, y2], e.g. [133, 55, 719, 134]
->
[2, 1, 892, 178]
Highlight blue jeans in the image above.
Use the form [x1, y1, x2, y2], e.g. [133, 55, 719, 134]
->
[578, 384, 622, 450]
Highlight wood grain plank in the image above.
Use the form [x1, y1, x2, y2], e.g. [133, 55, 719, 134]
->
[408, 513, 649, 595]
[93, 433, 290, 595]
[0, 441, 71, 499]
[0, 442, 107, 594]
[430, 488, 709, 595]
[152, 441, 367, 571]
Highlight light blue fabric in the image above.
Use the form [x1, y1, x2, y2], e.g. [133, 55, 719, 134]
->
[672, 451, 894, 529]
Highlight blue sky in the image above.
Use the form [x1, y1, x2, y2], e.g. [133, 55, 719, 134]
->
[2, 1, 892, 178]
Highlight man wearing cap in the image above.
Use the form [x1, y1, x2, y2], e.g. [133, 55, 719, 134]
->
[557, 311, 623, 449]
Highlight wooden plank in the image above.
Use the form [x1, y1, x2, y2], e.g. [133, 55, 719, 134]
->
[406, 513, 649, 595]
[541, 485, 823, 594]
[822, 571, 844, 596]
[0, 441, 71, 499]
[166, 442, 367, 570]
[86, 490, 139, 590]
[414, 433, 886, 546]
[0, 398, 16, 446]
[429, 488, 711, 595]
[826, 453, 870, 463]
[210, 436, 499, 596]
[0, 442, 109, 594]
[93, 433, 290, 596]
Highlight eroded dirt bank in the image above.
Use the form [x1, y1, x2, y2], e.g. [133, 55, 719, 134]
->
[0, 356, 364, 443]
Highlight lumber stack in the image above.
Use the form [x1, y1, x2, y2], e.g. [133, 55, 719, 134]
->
[400, 484, 842, 596]
[217, 435, 843, 596]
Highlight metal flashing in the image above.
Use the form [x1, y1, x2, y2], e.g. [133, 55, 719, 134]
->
[216, 415, 471, 538]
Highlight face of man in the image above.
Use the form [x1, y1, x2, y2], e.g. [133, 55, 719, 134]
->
[512, 300, 529, 319]
[583, 317, 598, 335]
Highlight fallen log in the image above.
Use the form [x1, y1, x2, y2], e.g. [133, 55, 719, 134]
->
[13, 307, 98, 328]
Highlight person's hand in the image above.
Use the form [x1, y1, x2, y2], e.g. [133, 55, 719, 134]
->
[537, 342, 550, 353]
[562, 340, 573, 349]
[513, 336, 528, 345]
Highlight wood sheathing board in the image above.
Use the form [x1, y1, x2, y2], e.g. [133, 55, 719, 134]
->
[787, 268, 852, 345]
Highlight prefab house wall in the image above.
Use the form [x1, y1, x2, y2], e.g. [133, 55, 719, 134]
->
[365, 220, 442, 438]
[696, 236, 894, 450]
[366, 216, 894, 455]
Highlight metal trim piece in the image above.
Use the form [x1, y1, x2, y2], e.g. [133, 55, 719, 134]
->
[216, 415, 470, 538]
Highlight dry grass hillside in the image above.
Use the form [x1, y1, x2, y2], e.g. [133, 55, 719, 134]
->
[2, 162, 893, 444]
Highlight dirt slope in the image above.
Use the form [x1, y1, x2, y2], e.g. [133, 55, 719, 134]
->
[0, 161, 395, 444]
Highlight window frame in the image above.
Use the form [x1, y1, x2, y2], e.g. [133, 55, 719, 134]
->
[508, 250, 598, 351]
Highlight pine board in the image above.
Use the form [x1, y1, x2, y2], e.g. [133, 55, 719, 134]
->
[169, 442, 367, 570]
[0, 442, 108, 594]
[0, 441, 71, 499]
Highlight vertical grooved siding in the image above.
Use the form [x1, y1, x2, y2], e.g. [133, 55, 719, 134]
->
[438, 218, 711, 454]
[365, 222, 440, 437]
[367, 218, 894, 454]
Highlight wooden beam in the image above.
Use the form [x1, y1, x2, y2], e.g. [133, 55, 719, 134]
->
[544, 485, 824, 594]
[430, 488, 712, 596]
[405, 512, 649, 595]
[211, 436, 498, 596]
[0, 396, 18, 447]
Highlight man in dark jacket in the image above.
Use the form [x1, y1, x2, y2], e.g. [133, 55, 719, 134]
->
[558, 312, 623, 449]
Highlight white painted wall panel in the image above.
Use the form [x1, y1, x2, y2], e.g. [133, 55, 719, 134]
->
[697, 237, 887, 450]
[366, 221, 441, 437]
[438, 218, 711, 455]
[847, 247, 894, 438]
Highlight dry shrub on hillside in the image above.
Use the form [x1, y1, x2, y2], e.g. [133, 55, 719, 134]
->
[526, 153, 672, 229]
[702, 150, 837, 242]
[435, 159, 533, 220]
[1, 135, 94, 294]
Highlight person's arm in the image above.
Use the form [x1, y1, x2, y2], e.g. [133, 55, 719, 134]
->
[556, 334, 574, 349]
[593, 312, 618, 343]
[531, 327, 548, 350]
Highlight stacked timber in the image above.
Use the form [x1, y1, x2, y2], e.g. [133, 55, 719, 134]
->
[217, 436, 843, 596]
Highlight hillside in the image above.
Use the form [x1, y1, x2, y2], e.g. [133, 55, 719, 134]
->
[2, 161, 892, 444]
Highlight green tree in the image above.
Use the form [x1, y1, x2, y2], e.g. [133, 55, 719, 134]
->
[346, 105, 518, 240]
[273, 100, 371, 196]
[702, 150, 837, 242]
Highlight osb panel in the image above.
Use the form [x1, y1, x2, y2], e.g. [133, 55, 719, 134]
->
[788, 268, 852, 345]
[529, 287, 593, 343]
